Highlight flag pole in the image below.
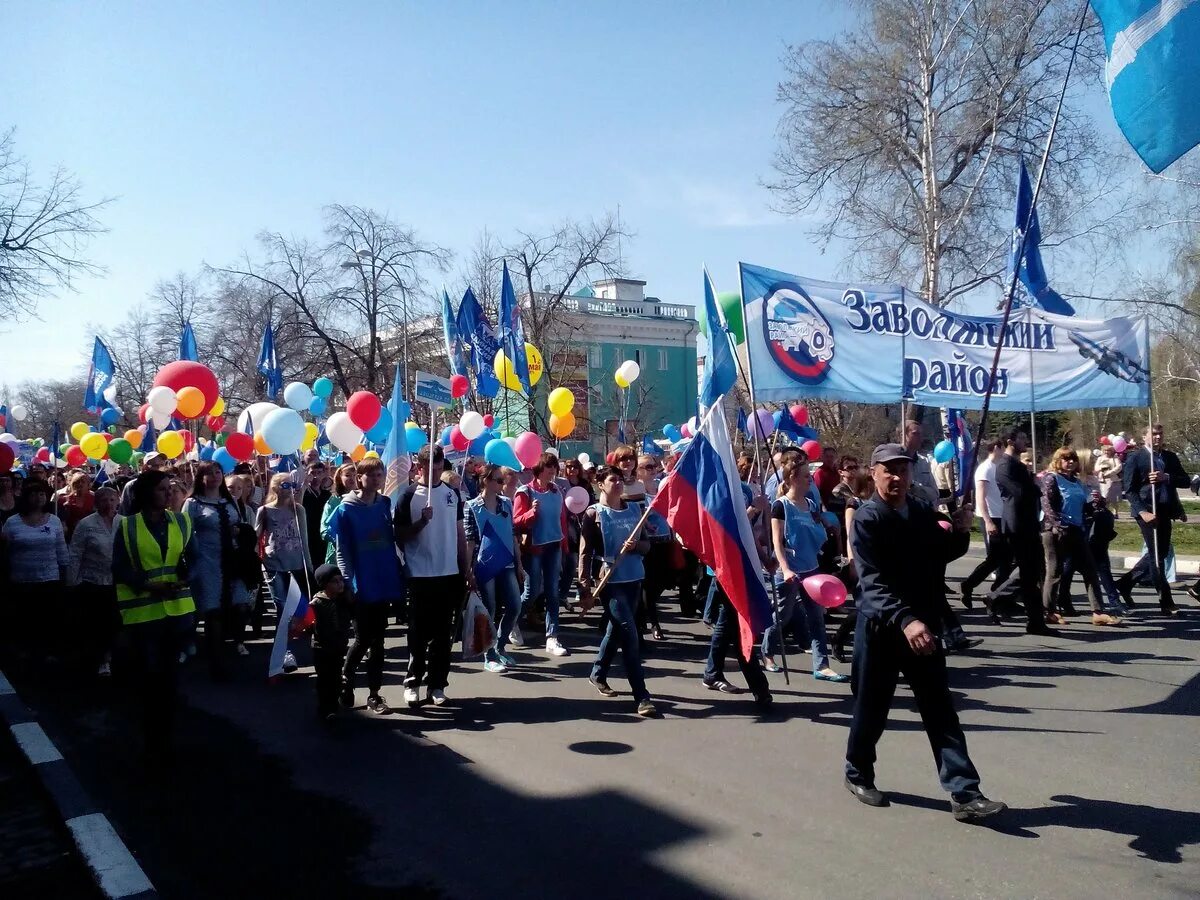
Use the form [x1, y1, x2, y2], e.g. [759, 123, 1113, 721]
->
[1147, 405, 1161, 596]
[970, 0, 1090, 493]
[426, 406, 437, 508]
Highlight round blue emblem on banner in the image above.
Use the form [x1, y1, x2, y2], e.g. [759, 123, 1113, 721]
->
[762, 283, 836, 385]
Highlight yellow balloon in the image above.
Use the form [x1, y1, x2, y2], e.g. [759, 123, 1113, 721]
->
[549, 412, 576, 439]
[70, 421, 89, 441]
[350, 444, 367, 462]
[124, 429, 143, 446]
[615, 372, 630, 389]
[547, 386, 574, 417]
[80, 432, 108, 460]
[493, 343, 544, 391]
[364, 450, 380, 459]
[156, 431, 184, 459]
[301, 422, 319, 451]
[209, 397, 226, 417]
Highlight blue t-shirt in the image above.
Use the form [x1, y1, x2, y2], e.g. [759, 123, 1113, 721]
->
[466, 496, 516, 569]
[1054, 474, 1086, 527]
[772, 495, 827, 578]
[596, 501, 646, 584]
[522, 483, 563, 546]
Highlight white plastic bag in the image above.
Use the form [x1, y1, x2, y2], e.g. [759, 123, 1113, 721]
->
[461, 591, 496, 661]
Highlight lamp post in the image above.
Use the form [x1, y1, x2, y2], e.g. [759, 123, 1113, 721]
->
[341, 249, 410, 395]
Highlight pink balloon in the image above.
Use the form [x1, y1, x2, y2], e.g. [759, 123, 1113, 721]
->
[680, 423, 692, 438]
[790, 403, 809, 426]
[1112, 437, 1128, 454]
[802, 573, 847, 609]
[801, 439, 822, 462]
[514, 432, 543, 469]
[937, 520, 952, 532]
[565, 485, 590, 514]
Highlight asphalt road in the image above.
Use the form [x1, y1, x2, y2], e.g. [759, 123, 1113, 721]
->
[13, 551, 1200, 900]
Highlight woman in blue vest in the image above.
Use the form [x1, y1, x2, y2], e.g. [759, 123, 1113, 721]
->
[514, 453, 569, 657]
[112, 470, 196, 755]
[578, 465, 659, 718]
[465, 464, 524, 673]
[1040, 447, 1121, 627]
[766, 456, 848, 682]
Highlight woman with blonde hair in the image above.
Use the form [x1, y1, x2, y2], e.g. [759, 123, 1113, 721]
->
[1040, 447, 1120, 627]
[256, 472, 312, 672]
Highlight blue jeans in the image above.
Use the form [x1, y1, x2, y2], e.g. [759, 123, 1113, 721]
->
[762, 577, 830, 674]
[591, 581, 649, 701]
[522, 543, 563, 638]
[480, 568, 521, 659]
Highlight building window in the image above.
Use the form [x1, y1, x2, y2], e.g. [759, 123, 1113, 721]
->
[634, 348, 643, 367]
[657, 348, 668, 370]
[589, 345, 601, 368]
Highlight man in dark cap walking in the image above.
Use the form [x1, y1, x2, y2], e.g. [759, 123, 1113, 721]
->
[843, 444, 1006, 822]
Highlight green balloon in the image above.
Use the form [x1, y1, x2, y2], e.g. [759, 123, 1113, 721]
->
[698, 290, 745, 345]
[107, 425, 118, 435]
[29, 438, 42, 449]
[59, 443, 71, 456]
[130, 451, 144, 466]
[214, 432, 227, 447]
[108, 438, 133, 464]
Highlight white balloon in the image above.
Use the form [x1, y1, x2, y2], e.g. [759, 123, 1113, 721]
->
[150, 410, 172, 429]
[283, 381, 314, 412]
[459, 411, 485, 441]
[102, 384, 118, 404]
[577, 452, 591, 465]
[0, 433, 16, 445]
[10, 404, 28, 421]
[617, 360, 641, 383]
[236, 402, 281, 435]
[147, 385, 177, 415]
[325, 411, 363, 452]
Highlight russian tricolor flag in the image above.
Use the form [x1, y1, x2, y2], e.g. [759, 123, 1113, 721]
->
[651, 402, 771, 656]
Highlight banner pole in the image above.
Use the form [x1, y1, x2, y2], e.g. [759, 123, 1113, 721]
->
[1148, 405, 1161, 595]
[1028, 308, 1038, 467]
[426, 406, 436, 507]
[969, 0, 1090, 499]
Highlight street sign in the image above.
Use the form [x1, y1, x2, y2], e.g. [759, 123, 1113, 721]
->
[414, 371, 453, 409]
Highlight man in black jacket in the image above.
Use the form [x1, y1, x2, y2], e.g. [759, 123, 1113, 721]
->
[843, 444, 1006, 822]
[1117, 424, 1189, 614]
[993, 428, 1054, 635]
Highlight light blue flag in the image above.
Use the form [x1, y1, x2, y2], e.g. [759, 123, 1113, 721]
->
[498, 262, 531, 394]
[456, 288, 502, 398]
[381, 363, 413, 504]
[84, 337, 115, 415]
[699, 268, 736, 411]
[257, 318, 283, 400]
[1012, 160, 1075, 316]
[442, 288, 469, 377]
[180, 322, 199, 361]
[1092, 0, 1200, 173]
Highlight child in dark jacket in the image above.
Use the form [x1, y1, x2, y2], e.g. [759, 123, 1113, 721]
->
[311, 564, 354, 721]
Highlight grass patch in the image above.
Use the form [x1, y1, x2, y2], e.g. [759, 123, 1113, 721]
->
[970, 519, 1200, 555]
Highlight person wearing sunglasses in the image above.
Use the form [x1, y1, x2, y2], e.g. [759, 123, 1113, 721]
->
[636, 454, 672, 641]
[465, 464, 524, 673]
[513, 452, 570, 657]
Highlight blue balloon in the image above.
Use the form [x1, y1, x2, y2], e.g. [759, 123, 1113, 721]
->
[308, 396, 327, 416]
[405, 425, 427, 454]
[933, 439, 956, 464]
[663, 424, 682, 443]
[200, 444, 216, 461]
[484, 438, 521, 469]
[261, 407, 307, 455]
[100, 407, 120, 426]
[364, 407, 393, 443]
[468, 431, 491, 456]
[213, 447, 236, 474]
[312, 377, 334, 399]
[439, 426, 453, 447]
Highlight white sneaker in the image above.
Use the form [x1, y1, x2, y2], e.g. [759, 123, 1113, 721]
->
[546, 637, 569, 657]
[404, 685, 420, 707]
[509, 624, 524, 647]
[429, 688, 447, 706]
[97, 661, 111, 677]
[484, 659, 507, 673]
[282, 651, 298, 673]
[235, 643, 249, 657]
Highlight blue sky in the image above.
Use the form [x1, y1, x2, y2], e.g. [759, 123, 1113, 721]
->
[1, 2, 1145, 384]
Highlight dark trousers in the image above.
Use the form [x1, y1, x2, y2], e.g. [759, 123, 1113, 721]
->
[704, 587, 769, 697]
[343, 602, 389, 695]
[127, 616, 186, 754]
[960, 521, 1011, 595]
[679, 550, 700, 617]
[73, 582, 120, 670]
[591, 581, 649, 701]
[1121, 515, 1174, 609]
[1042, 527, 1103, 614]
[845, 615, 981, 801]
[314, 647, 346, 716]
[406, 575, 463, 692]
[1008, 532, 1047, 626]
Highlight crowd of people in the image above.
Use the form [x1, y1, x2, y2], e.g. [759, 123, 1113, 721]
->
[0, 417, 1192, 816]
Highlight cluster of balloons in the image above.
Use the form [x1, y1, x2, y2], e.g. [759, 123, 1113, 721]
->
[1101, 433, 1129, 454]
[547, 387, 577, 439]
[494, 344, 544, 392]
[614, 360, 641, 390]
[140, 361, 224, 430]
[282, 376, 334, 417]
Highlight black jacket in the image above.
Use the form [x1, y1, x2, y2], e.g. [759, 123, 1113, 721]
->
[994, 453, 1041, 537]
[1122, 447, 1189, 519]
[849, 495, 969, 631]
[310, 590, 353, 651]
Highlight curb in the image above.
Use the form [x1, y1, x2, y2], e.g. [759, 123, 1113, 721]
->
[0, 670, 157, 900]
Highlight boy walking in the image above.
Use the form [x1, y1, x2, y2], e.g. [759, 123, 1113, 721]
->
[311, 564, 353, 721]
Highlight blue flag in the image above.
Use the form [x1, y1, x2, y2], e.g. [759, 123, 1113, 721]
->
[140, 420, 157, 452]
[84, 337, 116, 415]
[735, 408, 748, 436]
[442, 288, 469, 378]
[700, 268, 736, 410]
[381, 363, 412, 504]
[641, 434, 663, 457]
[1092, 0, 1200, 173]
[474, 518, 516, 585]
[1011, 160, 1075, 316]
[180, 322, 199, 361]
[257, 318, 283, 399]
[456, 288, 502, 398]
[50, 421, 61, 465]
[498, 262, 531, 394]
[946, 408, 974, 499]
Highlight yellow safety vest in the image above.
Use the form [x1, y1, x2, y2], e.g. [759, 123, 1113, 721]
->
[115, 511, 196, 625]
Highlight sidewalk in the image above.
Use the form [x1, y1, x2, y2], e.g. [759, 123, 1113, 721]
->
[967, 539, 1200, 575]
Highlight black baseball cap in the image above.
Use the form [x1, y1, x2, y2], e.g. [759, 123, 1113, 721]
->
[870, 443, 914, 466]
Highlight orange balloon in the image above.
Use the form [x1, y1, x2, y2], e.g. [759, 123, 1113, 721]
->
[349, 444, 367, 462]
[176, 385, 206, 419]
[123, 429, 143, 446]
[549, 412, 576, 439]
[254, 432, 273, 456]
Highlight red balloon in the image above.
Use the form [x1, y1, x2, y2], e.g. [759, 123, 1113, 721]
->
[34, 447, 50, 463]
[225, 432, 254, 462]
[450, 374, 469, 399]
[0, 414, 6, 428]
[138, 403, 150, 424]
[790, 404, 809, 427]
[801, 439, 822, 462]
[102, 432, 114, 442]
[483, 414, 494, 428]
[450, 424, 469, 452]
[66, 446, 86, 467]
[346, 391, 382, 431]
[206, 415, 226, 432]
[0, 442, 13, 472]
[181, 431, 196, 452]
[153, 361, 220, 413]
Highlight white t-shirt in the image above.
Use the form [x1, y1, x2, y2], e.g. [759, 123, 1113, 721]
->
[974, 457, 1003, 520]
[396, 482, 463, 578]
